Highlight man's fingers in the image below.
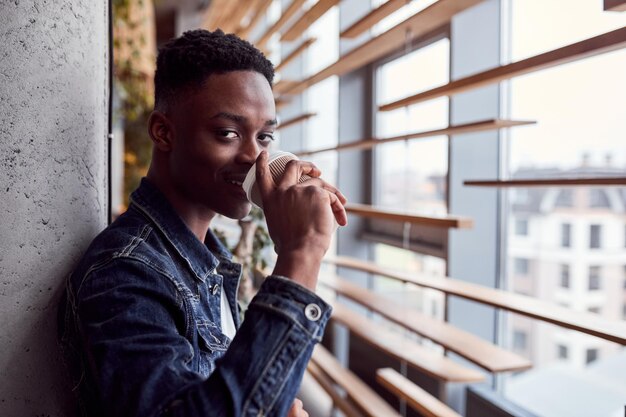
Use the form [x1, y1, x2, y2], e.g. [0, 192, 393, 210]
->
[301, 178, 347, 205]
[327, 191, 348, 226]
[288, 398, 306, 417]
[255, 151, 273, 197]
[279, 160, 322, 188]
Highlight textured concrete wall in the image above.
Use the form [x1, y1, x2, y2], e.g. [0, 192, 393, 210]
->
[0, 1, 109, 415]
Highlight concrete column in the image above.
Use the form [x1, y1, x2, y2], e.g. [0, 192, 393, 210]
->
[0, 0, 109, 415]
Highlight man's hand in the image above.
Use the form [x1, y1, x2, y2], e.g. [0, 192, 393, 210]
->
[255, 151, 347, 290]
[287, 398, 309, 417]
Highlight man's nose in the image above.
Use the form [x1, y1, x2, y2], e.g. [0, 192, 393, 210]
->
[236, 136, 260, 164]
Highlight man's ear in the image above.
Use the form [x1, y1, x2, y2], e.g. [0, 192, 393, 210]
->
[148, 111, 175, 152]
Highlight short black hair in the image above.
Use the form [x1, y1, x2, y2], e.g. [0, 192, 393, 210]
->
[154, 29, 274, 111]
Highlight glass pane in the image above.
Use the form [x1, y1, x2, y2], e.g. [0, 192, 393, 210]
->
[502, 2, 626, 416]
[375, 38, 449, 213]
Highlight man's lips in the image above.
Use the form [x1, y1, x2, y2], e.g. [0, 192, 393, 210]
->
[223, 173, 247, 187]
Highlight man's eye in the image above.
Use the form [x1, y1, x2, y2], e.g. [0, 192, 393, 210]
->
[218, 130, 239, 139]
[258, 133, 275, 142]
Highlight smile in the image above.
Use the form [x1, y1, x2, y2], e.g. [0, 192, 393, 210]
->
[227, 180, 243, 186]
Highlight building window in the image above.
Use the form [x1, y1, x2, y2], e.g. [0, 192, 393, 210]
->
[586, 348, 599, 364]
[557, 344, 568, 359]
[588, 266, 601, 290]
[560, 264, 570, 288]
[589, 189, 610, 208]
[555, 189, 574, 207]
[515, 258, 529, 276]
[561, 223, 571, 248]
[587, 306, 601, 314]
[589, 224, 602, 249]
[513, 330, 528, 351]
[515, 218, 528, 236]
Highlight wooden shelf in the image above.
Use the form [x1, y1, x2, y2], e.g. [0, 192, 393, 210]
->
[331, 303, 485, 383]
[465, 177, 626, 187]
[276, 112, 317, 130]
[296, 119, 535, 156]
[311, 344, 403, 417]
[256, 0, 307, 48]
[320, 274, 532, 372]
[325, 256, 626, 345]
[281, 0, 483, 96]
[281, 0, 340, 42]
[221, 0, 258, 33]
[344, 203, 473, 229]
[275, 37, 317, 72]
[377, 368, 462, 417]
[237, 0, 273, 39]
[306, 362, 362, 417]
[605, 0, 626, 11]
[340, 0, 408, 38]
[273, 79, 301, 95]
[379, 26, 626, 111]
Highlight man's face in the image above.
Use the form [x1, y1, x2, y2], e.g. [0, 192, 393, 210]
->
[167, 70, 276, 219]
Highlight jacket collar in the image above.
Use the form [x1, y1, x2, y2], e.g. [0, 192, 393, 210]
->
[129, 177, 233, 282]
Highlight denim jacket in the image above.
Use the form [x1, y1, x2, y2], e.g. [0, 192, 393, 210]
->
[57, 177, 332, 417]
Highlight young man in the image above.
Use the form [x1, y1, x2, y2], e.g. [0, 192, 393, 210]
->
[57, 29, 347, 417]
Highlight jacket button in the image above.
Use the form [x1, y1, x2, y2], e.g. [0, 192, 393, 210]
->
[211, 284, 219, 295]
[304, 303, 322, 321]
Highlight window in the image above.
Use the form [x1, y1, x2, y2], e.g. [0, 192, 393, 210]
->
[589, 224, 602, 249]
[514, 258, 529, 276]
[589, 189, 610, 208]
[588, 266, 601, 290]
[557, 344, 568, 359]
[555, 189, 574, 208]
[561, 223, 571, 248]
[559, 264, 570, 288]
[375, 38, 449, 213]
[587, 306, 601, 314]
[513, 330, 528, 351]
[515, 218, 528, 236]
[586, 348, 598, 365]
[501, 0, 626, 411]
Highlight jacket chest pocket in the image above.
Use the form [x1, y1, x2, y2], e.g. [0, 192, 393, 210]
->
[196, 323, 230, 378]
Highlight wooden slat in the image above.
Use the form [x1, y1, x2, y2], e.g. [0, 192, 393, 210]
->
[465, 177, 626, 187]
[203, 0, 229, 30]
[274, 79, 301, 95]
[344, 203, 473, 229]
[275, 96, 293, 110]
[210, 0, 241, 31]
[296, 119, 535, 157]
[380, 27, 626, 111]
[281, 0, 483, 96]
[377, 368, 462, 417]
[325, 256, 626, 345]
[306, 362, 364, 417]
[605, 0, 626, 11]
[320, 274, 532, 372]
[256, 0, 307, 48]
[331, 303, 485, 383]
[311, 345, 402, 417]
[281, 0, 340, 41]
[277, 112, 317, 130]
[237, 0, 273, 39]
[275, 37, 317, 72]
[221, 0, 258, 33]
[340, 0, 408, 38]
